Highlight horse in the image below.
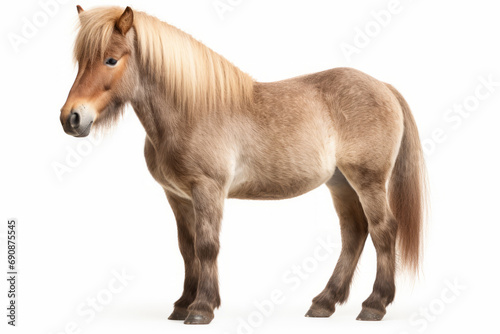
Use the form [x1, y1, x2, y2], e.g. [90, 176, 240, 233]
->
[60, 6, 427, 325]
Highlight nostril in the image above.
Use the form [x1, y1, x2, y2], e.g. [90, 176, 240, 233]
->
[69, 112, 80, 129]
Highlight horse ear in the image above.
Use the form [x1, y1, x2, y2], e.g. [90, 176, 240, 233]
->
[76, 5, 84, 14]
[116, 6, 134, 35]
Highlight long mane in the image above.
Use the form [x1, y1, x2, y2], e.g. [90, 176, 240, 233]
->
[74, 6, 254, 115]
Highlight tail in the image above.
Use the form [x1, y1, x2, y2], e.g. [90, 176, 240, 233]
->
[386, 84, 428, 276]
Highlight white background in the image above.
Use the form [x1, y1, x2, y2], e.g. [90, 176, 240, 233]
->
[1, 0, 500, 333]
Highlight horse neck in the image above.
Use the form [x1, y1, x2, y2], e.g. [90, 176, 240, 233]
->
[130, 74, 185, 151]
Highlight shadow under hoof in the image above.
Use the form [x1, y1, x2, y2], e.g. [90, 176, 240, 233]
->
[184, 313, 214, 325]
[356, 308, 385, 321]
[168, 308, 189, 321]
[305, 304, 335, 318]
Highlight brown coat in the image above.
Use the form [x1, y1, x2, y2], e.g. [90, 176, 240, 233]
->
[61, 6, 427, 324]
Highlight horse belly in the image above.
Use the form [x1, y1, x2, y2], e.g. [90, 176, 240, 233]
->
[228, 137, 336, 200]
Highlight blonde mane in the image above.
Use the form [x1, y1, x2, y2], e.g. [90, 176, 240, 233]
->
[74, 6, 254, 115]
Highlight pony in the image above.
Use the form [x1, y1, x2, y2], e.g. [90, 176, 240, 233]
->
[60, 5, 427, 325]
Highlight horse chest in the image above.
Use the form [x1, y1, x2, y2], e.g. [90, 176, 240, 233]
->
[144, 140, 191, 199]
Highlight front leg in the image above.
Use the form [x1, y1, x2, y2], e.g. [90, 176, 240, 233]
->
[184, 180, 225, 325]
[166, 192, 199, 321]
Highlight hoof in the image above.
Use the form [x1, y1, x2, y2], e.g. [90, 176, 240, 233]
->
[305, 304, 335, 318]
[168, 307, 189, 320]
[184, 313, 214, 325]
[356, 308, 385, 321]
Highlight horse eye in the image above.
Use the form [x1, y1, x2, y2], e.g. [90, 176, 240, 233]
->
[105, 58, 118, 66]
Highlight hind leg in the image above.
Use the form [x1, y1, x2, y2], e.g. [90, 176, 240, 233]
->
[339, 166, 398, 321]
[306, 169, 368, 317]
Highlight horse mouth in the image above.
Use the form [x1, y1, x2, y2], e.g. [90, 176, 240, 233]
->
[74, 121, 93, 137]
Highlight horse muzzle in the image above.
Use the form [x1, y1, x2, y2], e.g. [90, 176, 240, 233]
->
[61, 107, 95, 137]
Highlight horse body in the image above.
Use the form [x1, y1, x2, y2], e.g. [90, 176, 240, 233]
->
[230, 78, 337, 200]
[142, 68, 402, 202]
[61, 6, 426, 325]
